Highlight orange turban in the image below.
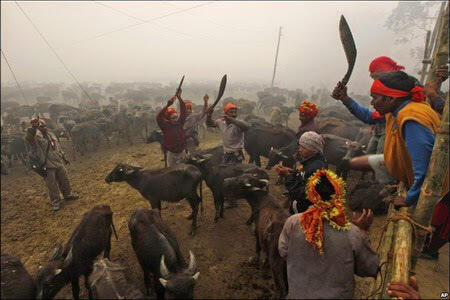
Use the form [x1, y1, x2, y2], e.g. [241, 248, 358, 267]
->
[184, 101, 192, 109]
[224, 103, 238, 112]
[298, 101, 318, 118]
[165, 107, 177, 118]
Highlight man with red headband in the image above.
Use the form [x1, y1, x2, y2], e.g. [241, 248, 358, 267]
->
[366, 56, 405, 154]
[332, 71, 440, 207]
[26, 117, 78, 211]
[183, 94, 209, 154]
[296, 100, 318, 139]
[157, 89, 187, 167]
[206, 102, 250, 164]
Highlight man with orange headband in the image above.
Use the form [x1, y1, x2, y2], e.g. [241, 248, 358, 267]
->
[278, 169, 379, 298]
[156, 89, 187, 167]
[296, 100, 318, 139]
[183, 94, 209, 154]
[332, 71, 440, 207]
[206, 102, 250, 164]
[26, 117, 78, 211]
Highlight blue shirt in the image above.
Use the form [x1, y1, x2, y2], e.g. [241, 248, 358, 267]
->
[343, 98, 435, 205]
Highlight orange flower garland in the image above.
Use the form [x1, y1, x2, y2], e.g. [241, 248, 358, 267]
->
[299, 169, 350, 255]
[298, 101, 319, 118]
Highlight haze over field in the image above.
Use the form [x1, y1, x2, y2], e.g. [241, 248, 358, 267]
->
[1, 1, 443, 98]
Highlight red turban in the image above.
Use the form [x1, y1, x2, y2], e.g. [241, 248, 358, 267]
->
[184, 101, 192, 109]
[371, 80, 425, 102]
[369, 56, 405, 73]
[224, 103, 238, 112]
[298, 101, 319, 118]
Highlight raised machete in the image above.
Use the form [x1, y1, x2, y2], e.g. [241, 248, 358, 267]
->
[210, 74, 227, 109]
[175, 75, 185, 95]
[339, 15, 357, 86]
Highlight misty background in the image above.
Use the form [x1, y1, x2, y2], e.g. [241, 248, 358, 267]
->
[0, 1, 443, 106]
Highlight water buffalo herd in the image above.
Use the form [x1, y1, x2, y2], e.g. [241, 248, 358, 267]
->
[1, 101, 396, 299]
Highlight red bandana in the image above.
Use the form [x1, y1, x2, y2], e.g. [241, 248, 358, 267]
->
[370, 80, 425, 102]
[369, 56, 405, 73]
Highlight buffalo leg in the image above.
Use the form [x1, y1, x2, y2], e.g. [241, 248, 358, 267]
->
[187, 195, 200, 236]
[249, 228, 261, 265]
[270, 255, 288, 298]
[70, 276, 81, 300]
[84, 273, 93, 300]
[255, 155, 262, 167]
[143, 269, 152, 296]
[212, 190, 221, 223]
[104, 233, 112, 259]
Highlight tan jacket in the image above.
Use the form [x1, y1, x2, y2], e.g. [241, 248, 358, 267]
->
[26, 129, 66, 168]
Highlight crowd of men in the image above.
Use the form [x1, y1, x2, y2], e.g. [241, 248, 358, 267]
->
[5, 54, 448, 298]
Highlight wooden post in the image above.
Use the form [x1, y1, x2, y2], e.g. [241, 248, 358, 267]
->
[425, 3, 449, 104]
[390, 206, 414, 284]
[368, 204, 396, 299]
[419, 30, 431, 85]
[411, 96, 449, 267]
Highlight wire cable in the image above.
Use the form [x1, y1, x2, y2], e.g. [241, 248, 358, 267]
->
[14, 1, 94, 102]
[1, 49, 29, 104]
[68, 1, 214, 47]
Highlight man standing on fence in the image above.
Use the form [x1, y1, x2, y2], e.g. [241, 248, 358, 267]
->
[25, 117, 78, 211]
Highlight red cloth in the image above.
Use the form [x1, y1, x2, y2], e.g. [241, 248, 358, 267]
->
[165, 107, 177, 117]
[369, 56, 405, 73]
[431, 194, 449, 240]
[371, 110, 385, 119]
[184, 101, 192, 109]
[370, 80, 426, 102]
[157, 101, 187, 153]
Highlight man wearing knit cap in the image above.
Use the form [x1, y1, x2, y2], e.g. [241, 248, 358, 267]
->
[332, 71, 440, 207]
[156, 89, 187, 167]
[206, 102, 250, 165]
[276, 131, 328, 214]
[183, 94, 209, 154]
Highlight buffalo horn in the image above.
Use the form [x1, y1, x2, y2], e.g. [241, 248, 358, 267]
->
[188, 250, 197, 275]
[160, 255, 170, 278]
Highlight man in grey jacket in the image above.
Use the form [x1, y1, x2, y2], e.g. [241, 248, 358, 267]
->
[278, 170, 379, 299]
[26, 117, 78, 211]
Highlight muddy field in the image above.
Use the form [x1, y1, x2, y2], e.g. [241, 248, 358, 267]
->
[1, 132, 448, 299]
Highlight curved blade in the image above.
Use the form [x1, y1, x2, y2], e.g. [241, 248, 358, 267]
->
[339, 15, 357, 86]
[175, 75, 185, 94]
[211, 74, 227, 109]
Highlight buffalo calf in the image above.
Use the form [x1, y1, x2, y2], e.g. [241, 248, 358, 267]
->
[129, 208, 200, 299]
[1, 254, 36, 299]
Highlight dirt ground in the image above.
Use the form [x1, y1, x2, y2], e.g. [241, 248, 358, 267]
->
[1, 132, 448, 299]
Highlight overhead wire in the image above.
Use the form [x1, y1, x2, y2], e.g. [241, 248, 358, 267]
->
[67, 1, 215, 47]
[1, 49, 29, 105]
[91, 1, 212, 40]
[14, 1, 94, 103]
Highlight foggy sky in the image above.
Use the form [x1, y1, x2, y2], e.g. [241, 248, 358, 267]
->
[0, 1, 441, 95]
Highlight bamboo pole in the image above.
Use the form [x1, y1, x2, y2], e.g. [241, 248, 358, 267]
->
[411, 95, 449, 268]
[390, 207, 413, 284]
[419, 30, 431, 85]
[368, 203, 396, 299]
[425, 3, 449, 104]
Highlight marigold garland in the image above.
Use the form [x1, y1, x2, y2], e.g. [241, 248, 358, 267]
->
[299, 169, 350, 255]
[298, 100, 319, 118]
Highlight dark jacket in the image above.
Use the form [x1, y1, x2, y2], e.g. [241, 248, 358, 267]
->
[156, 99, 187, 153]
[285, 152, 327, 214]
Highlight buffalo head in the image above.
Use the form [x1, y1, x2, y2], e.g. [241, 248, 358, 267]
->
[146, 130, 163, 144]
[159, 251, 200, 299]
[105, 163, 143, 183]
[223, 173, 270, 199]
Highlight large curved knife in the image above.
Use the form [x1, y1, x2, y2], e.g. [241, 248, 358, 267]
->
[339, 15, 357, 86]
[210, 74, 228, 109]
